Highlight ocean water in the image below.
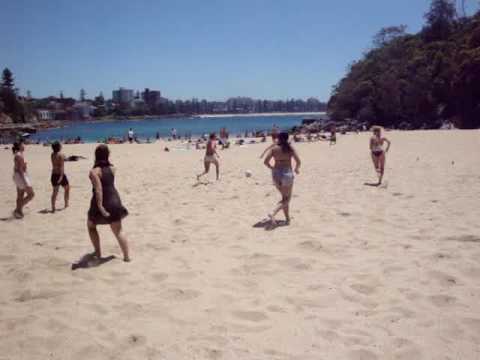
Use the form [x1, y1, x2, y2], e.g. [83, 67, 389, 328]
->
[30, 114, 322, 142]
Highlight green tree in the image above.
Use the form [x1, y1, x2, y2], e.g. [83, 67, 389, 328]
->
[1, 68, 14, 89]
[423, 0, 457, 41]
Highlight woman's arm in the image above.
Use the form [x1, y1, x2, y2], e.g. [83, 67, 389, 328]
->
[89, 169, 110, 217]
[263, 150, 274, 169]
[369, 137, 374, 151]
[384, 138, 391, 152]
[292, 147, 301, 174]
[260, 143, 275, 158]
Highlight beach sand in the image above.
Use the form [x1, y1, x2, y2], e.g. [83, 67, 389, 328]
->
[1, 130, 479, 359]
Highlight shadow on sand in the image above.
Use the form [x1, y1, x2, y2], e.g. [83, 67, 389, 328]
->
[253, 218, 290, 231]
[192, 180, 210, 188]
[38, 208, 65, 214]
[0, 215, 16, 222]
[71, 253, 116, 270]
[364, 182, 381, 187]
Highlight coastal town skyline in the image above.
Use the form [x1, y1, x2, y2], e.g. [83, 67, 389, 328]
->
[5, 0, 476, 101]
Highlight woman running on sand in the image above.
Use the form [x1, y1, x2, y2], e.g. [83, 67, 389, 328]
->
[50, 141, 70, 212]
[12, 142, 35, 218]
[197, 133, 220, 180]
[87, 145, 130, 262]
[370, 126, 391, 185]
[263, 132, 301, 224]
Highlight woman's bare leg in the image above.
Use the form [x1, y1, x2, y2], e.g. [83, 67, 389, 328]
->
[371, 154, 381, 183]
[270, 183, 287, 223]
[214, 160, 220, 180]
[281, 185, 293, 222]
[110, 221, 130, 262]
[15, 189, 24, 217]
[51, 186, 59, 212]
[378, 153, 386, 184]
[87, 220, 101, 258]
[197, 161, 210, 180]
[23, 187, 34, 207]
[64, 185, 70, 208]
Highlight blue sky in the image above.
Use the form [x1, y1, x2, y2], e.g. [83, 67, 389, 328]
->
[1, 0, 475, 101]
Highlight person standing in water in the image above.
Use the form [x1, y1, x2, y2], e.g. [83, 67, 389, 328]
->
[197, 133, 220, 181]
[127, 128, 134, 143]
[12, 142, 35, 218]
[369, 126, 391, 185]
[87, 145, 130, 262]
[263, 132, 301, 225]
[50, 141, 70, 213]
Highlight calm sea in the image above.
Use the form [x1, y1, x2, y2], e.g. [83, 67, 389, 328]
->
[30, 114, 323, 142]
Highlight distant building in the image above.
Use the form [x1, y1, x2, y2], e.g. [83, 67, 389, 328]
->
[37, 109, 55, 121]
[72, 102, 95, 120]
[112, 87, 134, 104]
[141, 88, 162, 108]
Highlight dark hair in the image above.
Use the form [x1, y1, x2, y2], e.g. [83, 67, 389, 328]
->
[12, 142, 21, 154]
[51, 141, 61, 153]
[94, 144, 112, 168]
[209, 133, 216, 140]
[278, 132, 293, 153]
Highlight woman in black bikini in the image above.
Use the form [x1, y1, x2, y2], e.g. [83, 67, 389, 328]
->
[263, 132, 301, 225]
[87, 145, 130, 261]
[370, 126, 391, 185]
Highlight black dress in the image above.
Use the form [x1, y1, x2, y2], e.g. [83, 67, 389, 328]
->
[88, 166, 128, 225]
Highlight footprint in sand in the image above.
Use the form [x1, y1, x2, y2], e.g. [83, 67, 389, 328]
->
[162, 288, 201, 301]
[15, 289, 65, 303]
[429, 294, 456, 307]
[350, 283, 376, 296]
[278, 257, 312, 271]
[427, 270, 458, 287]
[232, 311, 268, 322]
[127, 334, 147, 346]
[151, 272, 169, 282]
[297, 240, 323, 252]
[348, 349, 378, 360]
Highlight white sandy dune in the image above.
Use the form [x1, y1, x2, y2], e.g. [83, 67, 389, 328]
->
[0, 130, 479, 359]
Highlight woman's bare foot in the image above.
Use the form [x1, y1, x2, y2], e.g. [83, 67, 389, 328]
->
[124, 257, 131, 262]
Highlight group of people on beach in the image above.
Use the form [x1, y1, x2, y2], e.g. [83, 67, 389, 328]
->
[11, 141, 131, 262]
[10, 126, 390, 263]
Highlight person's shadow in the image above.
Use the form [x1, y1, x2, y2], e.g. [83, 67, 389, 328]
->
[364, 182, 381, 187]
[253, 218, 289, 231]
[71, 253, 116, 270]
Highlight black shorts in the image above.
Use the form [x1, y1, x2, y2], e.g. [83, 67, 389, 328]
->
[51, 173, 69, 187]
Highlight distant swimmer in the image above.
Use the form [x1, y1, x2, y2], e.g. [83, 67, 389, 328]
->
[87, 145, 130, 262]
[12, 142, 35, 218]
[369, 126, 391, 185]
[263, 132, 301, 225]
[50, 141, 70, 213]
[197, 133, 220, 181]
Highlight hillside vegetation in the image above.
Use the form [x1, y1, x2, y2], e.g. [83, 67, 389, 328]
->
[328, 0, 480, 129]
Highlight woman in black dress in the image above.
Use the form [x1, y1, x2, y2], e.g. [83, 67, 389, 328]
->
[87, 145, 130, 261]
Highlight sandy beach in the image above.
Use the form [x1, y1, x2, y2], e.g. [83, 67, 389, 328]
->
[1, 130, 479, 359]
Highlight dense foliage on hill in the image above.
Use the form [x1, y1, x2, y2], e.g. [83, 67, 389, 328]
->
[328, 0, 480, 129]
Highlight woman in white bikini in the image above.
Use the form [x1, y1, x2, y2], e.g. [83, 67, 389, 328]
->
[197, 133, 220, 181]
[12, 142, 35, 218]
[263, 132, 301, 225]
[370, 126, 391, 185]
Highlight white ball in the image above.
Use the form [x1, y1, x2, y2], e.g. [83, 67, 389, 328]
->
[245, 170, 252, 178]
